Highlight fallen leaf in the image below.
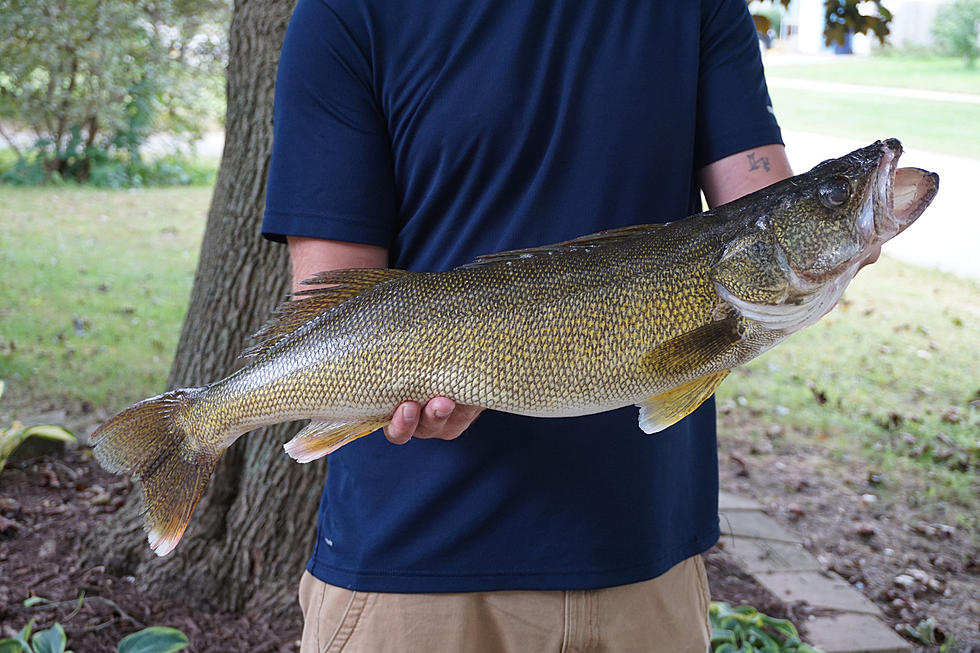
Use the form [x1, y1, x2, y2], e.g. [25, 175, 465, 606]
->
[941, 409, 962, 424]
[786, 503, 806, 521]
[894, 573, 916, 588]
[855, 522, 876, 538]
[729, 453, 750, 478]
[0, 515, 21, 534]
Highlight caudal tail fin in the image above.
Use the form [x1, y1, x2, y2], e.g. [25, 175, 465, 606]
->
[89, 387, 220, 557]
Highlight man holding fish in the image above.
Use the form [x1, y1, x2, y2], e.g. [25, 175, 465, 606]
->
[262, 0, 789, 650]
[92, 0, 938, 647]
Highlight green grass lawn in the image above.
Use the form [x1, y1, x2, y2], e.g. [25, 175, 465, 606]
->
[717, 257, 980, 524]
[768, 85, 980, 158]
[763, 54, 980, 158]
[764, 53, 980, 95]
[0, 187, 210, 415]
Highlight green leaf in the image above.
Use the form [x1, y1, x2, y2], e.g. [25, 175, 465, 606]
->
[0, 639, 28, 653]
[23, 597, 51, 608]
[15, 620, 34, 648]
[711, 601, 734, 617]
[763, 615, 800, 639]
[32, 623, 66, 653]
[746, 627, 779, 650]
[711, 627, 737, 644]
[21, 426, 76, 443]
[714, 644, 739, 653]
[117, 627, 189, 653]
[0, 423, 76, 475]
[797, 645, 824, 653]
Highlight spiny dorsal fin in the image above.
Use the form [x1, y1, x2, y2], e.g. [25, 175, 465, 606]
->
[462, 223, 665, 268]
[240, 268, 410, 359]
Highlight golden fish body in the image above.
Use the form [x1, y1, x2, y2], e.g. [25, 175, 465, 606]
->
[203, 217, 766, 430]
[91, 139, 938, 555]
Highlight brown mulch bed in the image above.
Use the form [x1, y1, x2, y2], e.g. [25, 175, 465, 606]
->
[0, 449, 299, 652]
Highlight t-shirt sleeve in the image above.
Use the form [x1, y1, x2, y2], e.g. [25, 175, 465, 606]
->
[262, 0, 397, 246]
[694, 0, 783, 169]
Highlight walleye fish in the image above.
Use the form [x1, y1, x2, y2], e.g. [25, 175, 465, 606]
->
[91, 139, 938, 556]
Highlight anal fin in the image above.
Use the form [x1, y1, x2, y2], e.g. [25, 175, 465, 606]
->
[284, 419, 390, 463]
[637, 370, 730, 434]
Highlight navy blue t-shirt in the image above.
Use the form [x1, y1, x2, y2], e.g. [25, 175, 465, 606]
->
[263, 0, 781, 592]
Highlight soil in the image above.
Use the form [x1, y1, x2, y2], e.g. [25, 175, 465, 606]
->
[0, 448, 299, 652]
[2, 422, 977, 652]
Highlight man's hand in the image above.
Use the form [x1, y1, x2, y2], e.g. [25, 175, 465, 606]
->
[384, 398, 485, 445]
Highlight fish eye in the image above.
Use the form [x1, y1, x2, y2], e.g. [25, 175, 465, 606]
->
[818, 177, 850, 207]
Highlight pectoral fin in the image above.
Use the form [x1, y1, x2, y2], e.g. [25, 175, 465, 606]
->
[641, 316, 742, 379]
[284, 419, 390, 463]
[637, 370, 730, 434]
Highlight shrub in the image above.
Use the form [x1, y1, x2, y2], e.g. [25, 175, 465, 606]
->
[710, 602, 823, 653]
[932, 0, 980, 67]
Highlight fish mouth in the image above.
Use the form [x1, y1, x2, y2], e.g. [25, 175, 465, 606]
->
[872, 140, 939, 240]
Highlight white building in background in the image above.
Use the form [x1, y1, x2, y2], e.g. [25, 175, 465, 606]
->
[752, 0, 947, 54]
[886, 0, 945, 47]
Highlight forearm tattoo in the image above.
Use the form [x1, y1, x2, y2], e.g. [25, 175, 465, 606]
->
[746, 151, 771, 173]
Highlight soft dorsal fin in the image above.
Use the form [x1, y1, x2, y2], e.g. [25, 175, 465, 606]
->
[462, 223, 665, 268]
[240, 268, 410, 359]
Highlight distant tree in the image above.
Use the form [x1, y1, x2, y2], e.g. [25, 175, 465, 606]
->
[753, 0, 894, 46]
[0, 0, 228, 182]
[932, 0, 980, 67]
[821, 0, 893, 45]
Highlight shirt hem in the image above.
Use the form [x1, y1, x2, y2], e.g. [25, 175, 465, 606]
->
[696, 124, 784, 170]
[305, 527, 720, 593]
[261, 209, 393, 248]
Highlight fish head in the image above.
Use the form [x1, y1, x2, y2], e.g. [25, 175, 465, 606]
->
[770, 138, 937, 279]
[713, 139, 939, 333]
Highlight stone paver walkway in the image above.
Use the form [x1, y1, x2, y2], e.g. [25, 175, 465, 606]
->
[718, 491, 912, 653]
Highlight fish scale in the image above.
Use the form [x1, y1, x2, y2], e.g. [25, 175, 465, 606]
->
[89, 139, 938, 556]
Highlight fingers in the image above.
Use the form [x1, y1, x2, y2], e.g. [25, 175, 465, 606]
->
[383, 398, 484, 445]
[424, 396, 460, 434]
[385, 402, 421, 445]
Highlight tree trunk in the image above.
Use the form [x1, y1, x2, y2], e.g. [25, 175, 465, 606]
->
[82, 0, 321, 620]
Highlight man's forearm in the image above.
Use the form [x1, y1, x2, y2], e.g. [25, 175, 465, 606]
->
[287, 236, 389, 292]
[698, 143, 793, 208]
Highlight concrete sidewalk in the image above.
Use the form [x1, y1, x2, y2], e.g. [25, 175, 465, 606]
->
[768, 77, 980, 105]
[719, 491, 912, 653]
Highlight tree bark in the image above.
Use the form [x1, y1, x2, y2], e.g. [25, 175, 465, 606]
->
[82, 0, 322, 620]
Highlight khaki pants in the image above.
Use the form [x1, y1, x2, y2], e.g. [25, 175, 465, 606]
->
[298, 556, 711, 653]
